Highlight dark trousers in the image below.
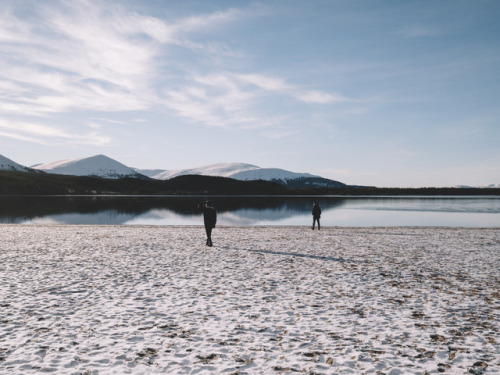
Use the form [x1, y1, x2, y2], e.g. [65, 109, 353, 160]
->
[312, 217, 320, 230]
[205, 226, 213, 245]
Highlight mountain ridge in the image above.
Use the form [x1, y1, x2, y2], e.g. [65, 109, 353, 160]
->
[0, 154, 41, 173]
[33, 154, 148, 179]
[29, 154, 345, 187]
[149, 163, 261, 180]
[2, 153, 499, 189]
[2, 169, 499, 196]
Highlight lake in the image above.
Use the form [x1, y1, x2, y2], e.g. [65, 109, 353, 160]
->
[1, 195, 499, 227]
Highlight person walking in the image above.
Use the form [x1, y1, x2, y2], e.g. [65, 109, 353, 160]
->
[199, 200, 217, 246]
[312, 201, 321, 230]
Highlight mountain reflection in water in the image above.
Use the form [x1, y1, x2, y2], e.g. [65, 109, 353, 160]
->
[0, 195, 499, 227]
[0, 196, 344, 225]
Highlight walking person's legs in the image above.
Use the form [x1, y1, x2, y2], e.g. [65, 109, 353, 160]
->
[205, 226, 212, 246]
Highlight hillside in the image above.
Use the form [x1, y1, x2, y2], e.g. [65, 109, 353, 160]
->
[2, 155, 498, 193]
[33, 154, 147, 179]
[30, 155, 346, 188]
[150, 163, 260, 179]
[0, 154, 38, 173]
[1, 170, 499, 196]
[0, 171, 288, 195]
[139, 162, 346, 188]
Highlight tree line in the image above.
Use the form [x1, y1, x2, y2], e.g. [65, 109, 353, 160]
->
[1, 170, 499, 196]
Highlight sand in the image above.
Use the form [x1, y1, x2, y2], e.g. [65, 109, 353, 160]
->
[0, 225, 499, 374]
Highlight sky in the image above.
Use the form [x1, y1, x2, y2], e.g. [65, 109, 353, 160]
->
[1, 0, 499, 187]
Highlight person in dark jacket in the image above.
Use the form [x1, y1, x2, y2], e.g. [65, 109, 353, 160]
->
[312, 201, 321, 230]
[199, 201, 217, 246]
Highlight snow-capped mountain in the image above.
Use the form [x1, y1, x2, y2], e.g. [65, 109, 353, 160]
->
[232, 168, 345, 188]
[0, 154, 35, 172]
[33, 155, 147, 179]
[24, 154, 345, 186]
[144, 163, 260, 180]
[135, 162, 345, 188]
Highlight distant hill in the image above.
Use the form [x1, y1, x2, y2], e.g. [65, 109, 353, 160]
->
[148, 163, 261, 179]
[2, 154, 344, 191]
[455, 184, 500, 188]
[136, 162, 346, 188]
[0, 170, 288, 195]
[133, 169, 169, 178]
[2, 153, 498, 194]
[0, 154, 40, 173]
[272, 176, 346, 189]
[231, 169, 346, 188]
[31, 156, 346, 188]
[33, 154, 148, 179]
[161, 175, 289, 195]
[1, 169, 499, 196]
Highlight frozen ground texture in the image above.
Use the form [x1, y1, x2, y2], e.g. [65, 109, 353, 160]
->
[0, 225, 499, 375]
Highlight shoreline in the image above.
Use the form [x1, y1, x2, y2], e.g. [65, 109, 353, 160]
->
[1, 226, 499, 374]
[2, 224, 500, 228]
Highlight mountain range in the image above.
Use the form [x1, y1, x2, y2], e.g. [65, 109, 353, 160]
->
[28, 154, 345, 188]
[2, 154, 499, 190]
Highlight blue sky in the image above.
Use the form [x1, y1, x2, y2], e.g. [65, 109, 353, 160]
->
[1, 0, 499, 187]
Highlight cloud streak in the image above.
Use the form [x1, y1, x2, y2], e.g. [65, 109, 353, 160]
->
[164, 71, 346, 130]
[1, 1, 343, 130]
[0, 1, 253, 116]
[296, 90, 347, 104]
[0, 0, 169, 115]
[0, 119, 110, 146]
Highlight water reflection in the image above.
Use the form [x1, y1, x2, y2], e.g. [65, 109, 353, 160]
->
[0, 196, 345, 225]
[0, 195, 499, 227]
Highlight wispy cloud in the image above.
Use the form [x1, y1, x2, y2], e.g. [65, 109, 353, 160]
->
[164, 71, 346, 129]
[0, 0, 346, 139]
[0, 1, 253, 118]
[0, 130, 48, 145]
[296, 90, 347, 104]
[261, 128, 301, 140]
[0, 119, 110, 146]
[173, 8, 242, 34]
[0, 1, 165, 115]
[233, 73, 291, 91]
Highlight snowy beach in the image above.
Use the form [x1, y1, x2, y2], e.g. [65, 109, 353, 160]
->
[1, 225, 499, 375]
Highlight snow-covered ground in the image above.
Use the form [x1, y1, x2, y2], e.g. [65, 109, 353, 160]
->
[0, 226, 498, 375]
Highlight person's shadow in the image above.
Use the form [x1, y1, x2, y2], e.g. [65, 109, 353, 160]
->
[218, 245, 363, 264]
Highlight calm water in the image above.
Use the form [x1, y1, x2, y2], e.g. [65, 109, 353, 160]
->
[1, 196, 499, 227]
